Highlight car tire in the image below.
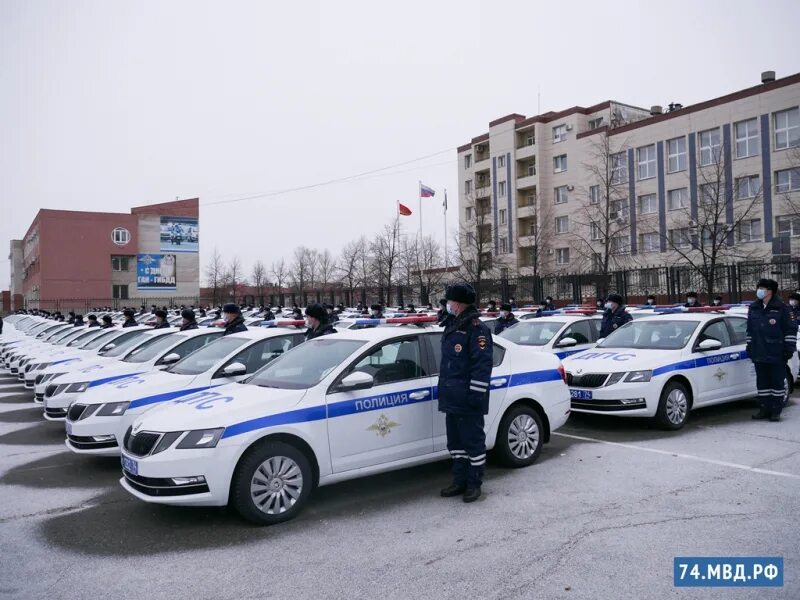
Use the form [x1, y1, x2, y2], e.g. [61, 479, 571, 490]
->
[492, 404, 544, 468]
[231, 440, 312, 526]
[654, 380, 690, 430]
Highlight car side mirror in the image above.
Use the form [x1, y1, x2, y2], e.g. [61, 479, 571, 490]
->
[222, 362, 247, 377]
[697, 338, 722, 351]
[556, 337, 578, 348]
[101, 343, 115, 351]
[160, 352, 181, 364]
[338, 371, 374, 391]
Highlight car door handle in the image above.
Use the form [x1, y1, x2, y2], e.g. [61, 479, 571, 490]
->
[491, 378, 508, 387]
[408, 390, 430, 400]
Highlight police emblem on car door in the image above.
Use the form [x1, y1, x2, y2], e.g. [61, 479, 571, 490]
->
[326, 336, 434, 472]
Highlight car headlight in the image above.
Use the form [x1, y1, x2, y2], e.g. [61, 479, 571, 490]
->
[176, 428, 225, 449]
[605, 372, 625, 386]
[623, 370, 652, 383]
[65, 382, 90, 393]
[96, 402, 129, 416]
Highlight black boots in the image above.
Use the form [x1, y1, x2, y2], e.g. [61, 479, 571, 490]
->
[752, 412, 770, 420]
[440, 484, 466, 497]
[462, 488, 481, 503]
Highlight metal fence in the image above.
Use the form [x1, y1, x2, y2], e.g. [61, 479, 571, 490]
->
[21, 297, 201, 313]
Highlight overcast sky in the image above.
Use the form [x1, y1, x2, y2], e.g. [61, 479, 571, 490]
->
[2, 0, 799, 290]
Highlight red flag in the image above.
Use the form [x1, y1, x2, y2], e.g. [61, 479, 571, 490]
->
[399, 203, 412, 216]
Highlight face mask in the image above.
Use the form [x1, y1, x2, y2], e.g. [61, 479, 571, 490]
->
[756, 289, 766, 300]
[446, 302, 456, 315]
[371, 310, 379, 317]
[713, 300, 721, 306]
[500, 311, 509, 318]
[790, 300, 798, 307]
[304, 317, 312, 328]
[687, 298, 695, 305]
[647, 299, 654, 305]
[604, 302, 613, 310]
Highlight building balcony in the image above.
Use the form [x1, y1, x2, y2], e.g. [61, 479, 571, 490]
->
[518, 234, 538, 248]
[516, 144, 537, 160]
[475, 185, 492, 199]
[516, 204, 536, 219]
[516, 174, 538, 190]
[474, 156, 491, 172]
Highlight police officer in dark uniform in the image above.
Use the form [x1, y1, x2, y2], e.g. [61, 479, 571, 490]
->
[436, 298, 448, 324]
[747, 279, 795, 422]
[326, 304, 339, 323]
[599, 293, 632, 338]
[486, 300, 497, 313]
[73, 314, 85, 326]
[438, 283, 493, 503]
[153, 310, 171, 329]
[100, 315, 114, 329]
[788, 292, 800, 331]
[122, 309, 138, 328]
[684, 291, 701, 307]
[645, 294, 656, 306]
[711, 295, 723, 307]
[221, 304, 247, 336]
[543, 296, 556, 311]
[370, 304, 384, 319]
[87, 314, 101, 328]
[304, 304, 337, 340]
[180, 309, 198, 331]
[494, 303, 518, 335]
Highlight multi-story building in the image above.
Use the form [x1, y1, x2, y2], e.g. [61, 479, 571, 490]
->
[11, 198, 200, 310]
[457, 71, 800, 280]
[8, 239, 24, 310]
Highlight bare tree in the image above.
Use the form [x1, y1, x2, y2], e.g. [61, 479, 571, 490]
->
[647, 142, 766, 298]
[775, 145, 800, 247]
[307, 249, 320, 291]
[269, 258, 288, 305]
[290, 246, 312, 301]
[250, 260, 267, 304]
[571, 134, 632, 284]
[203, 247, 225, 306]
[403, 234, 447, 304]
[515, 192, 554, 279]
[355, 235, 373, 306]
[454, 199, 507, 302]
[370, 216, 402, 305]
[223, 256, 245, 303]
[338, 239, 362, 306]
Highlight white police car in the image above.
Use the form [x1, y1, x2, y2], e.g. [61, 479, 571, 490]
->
[65, 328, 306, 456]
[118, 319, 571, 524]
[42, 328, 223, 420]
[2, 323, 75, 371]
[32, 328, 173, 403]
[498, 313, 602, 359]
[564, 307, 799, 429]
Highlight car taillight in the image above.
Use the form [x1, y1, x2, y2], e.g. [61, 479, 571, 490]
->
[557, 364, 567, 384]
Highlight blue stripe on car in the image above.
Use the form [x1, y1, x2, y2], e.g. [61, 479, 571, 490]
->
[128, 385, 222, 409]
[88, 372, 146, 388]
[652, 351, 749, 377]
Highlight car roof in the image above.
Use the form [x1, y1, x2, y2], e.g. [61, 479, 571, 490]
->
[325, 327, 441, 343]
[515, 314, 600, 323]
[634, 312, 743, 322]
[227, 328, 303, 341]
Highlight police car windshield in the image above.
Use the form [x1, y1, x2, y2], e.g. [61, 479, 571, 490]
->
[596, 319, 698, 350]
[66, 329, 105, 347]
[123, 333, 186, 363]
[499, 321, 566, 346]
[36, 325, 64, 338]
[101, 331, 155, 357]
[246, 339, 366, 390]
[54, 328, 91, 346]
[75, 329, 117, 349]
[43, 327, 73, 342]
[168, 337, 248, 375]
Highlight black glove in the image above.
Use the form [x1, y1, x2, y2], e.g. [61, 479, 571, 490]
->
[785, 351, 795, 362]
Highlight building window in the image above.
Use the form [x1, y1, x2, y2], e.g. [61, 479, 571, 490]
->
[589, 185, 600, 204]
[638, 193, 658, 215]
[666, 137, 687, 173]
[553, 154, 567, 173]
[111, 256, 130, 272]
[464, 155, 472, 169]
[611, 199, 629, 220]
[670, 228, 692, 248]
[667, 187, 689, 210]
[112, 284, 129, 300]
[699, 182, 718, 205]
[776, 215, 800, 237]
[554, 186, 568, 204]
[111, 227, 131, 246]
[735, 175, 760, 200]
[499, 208, 506, 225]
[464, 179, 472, 194]
[773, 107, 799, 150]
[555, 215, 569, 234]
[500, 237, 508, 253]
[775, 168, 800, 193]
[637, 144, 656, 180]
[639, 232, 660, 252]
[611, 236, 630, 254]
[465, 207, 472, 220]
[467, 231, 476, 245]
[498, 181, 506, 197]
[589, 117, 604, 130]
[498, 155, 506, 168]
[734, 118, 759, 158]
[590, 222, 602, 240]
[698, 128, 721, 166]
[525, 134, 535, 146]
[525, 192, 536, 206]
[527, 161, 536, 176]
[611, 152, 628, 184]
[553, 125, 567, 143]
[466, 259, 475, 272]
[738, 219, 762, 242]
[555, 247, 570, 264]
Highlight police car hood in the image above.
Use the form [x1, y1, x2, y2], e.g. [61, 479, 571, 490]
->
[78, 370, 200, 406]
[40, 355, 116, 376]
[133, 383, 308, 433]
[47, 362, 149, 386]
[563, 348, 675, 372]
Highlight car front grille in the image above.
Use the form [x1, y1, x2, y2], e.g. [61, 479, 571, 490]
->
[67, 404, 87, 421]
[44, 407, 68, 418]
[34, 392, 44, 402]
[122, 471, 209, 497]
[571, 399, 647, 411]
[123, 427, 161, 457]
[67, 434, 118, 450]
[566, 372, 609, 388]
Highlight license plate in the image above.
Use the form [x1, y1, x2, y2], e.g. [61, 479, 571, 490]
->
[570, 389, 593, 400]
[65, 422, 72, 435]
[121, 455, 138, 476]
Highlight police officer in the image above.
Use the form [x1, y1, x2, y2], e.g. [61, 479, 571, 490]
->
[180, 309, 198, 331]
[436, 298, 448, 324]
[494, 303, 518, 335]
[711, 295, 723, 307]
[221, 304, 247, 336]
[370, 304, 384, 319]
[645, 294, 657, 306]
[543, 296, 556, 311]
[406, 304, 417, 314]
[304, 303, 337, 340]
[684, 291, 701, 307]
[599, 293, 632, 338]
[787, 292, 800, 330]
[73, 314, 85, 326]
[326, 304, 339, 323]
[747, 279, 795, 422]
[122, 309, 138, 328]
[87, 314, 101, 327]
[67, 311, 76, 325]
[100, 315, 114, 329]
[438, 283, 493, 503]
[486, 300, 497, 313]
[153, 310, 171, 329]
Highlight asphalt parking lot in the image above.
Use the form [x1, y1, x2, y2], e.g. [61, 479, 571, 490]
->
[1, 373, 798, 600]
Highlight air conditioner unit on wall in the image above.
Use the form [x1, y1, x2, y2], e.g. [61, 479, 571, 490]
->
[565, 124, 573, 131]
[548, 249, 554, 255]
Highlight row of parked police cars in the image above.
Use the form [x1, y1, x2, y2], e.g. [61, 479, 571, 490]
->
[1, 302, 797, 525]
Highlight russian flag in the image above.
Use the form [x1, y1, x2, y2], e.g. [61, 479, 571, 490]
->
[420, 183, 435, 198]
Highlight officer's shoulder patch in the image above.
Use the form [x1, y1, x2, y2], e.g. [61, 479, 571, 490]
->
[477, 335, 487, 350]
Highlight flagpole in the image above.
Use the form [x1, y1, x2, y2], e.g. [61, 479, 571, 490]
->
[418, 180, 423, 243]
[443, 189, 448, 270]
